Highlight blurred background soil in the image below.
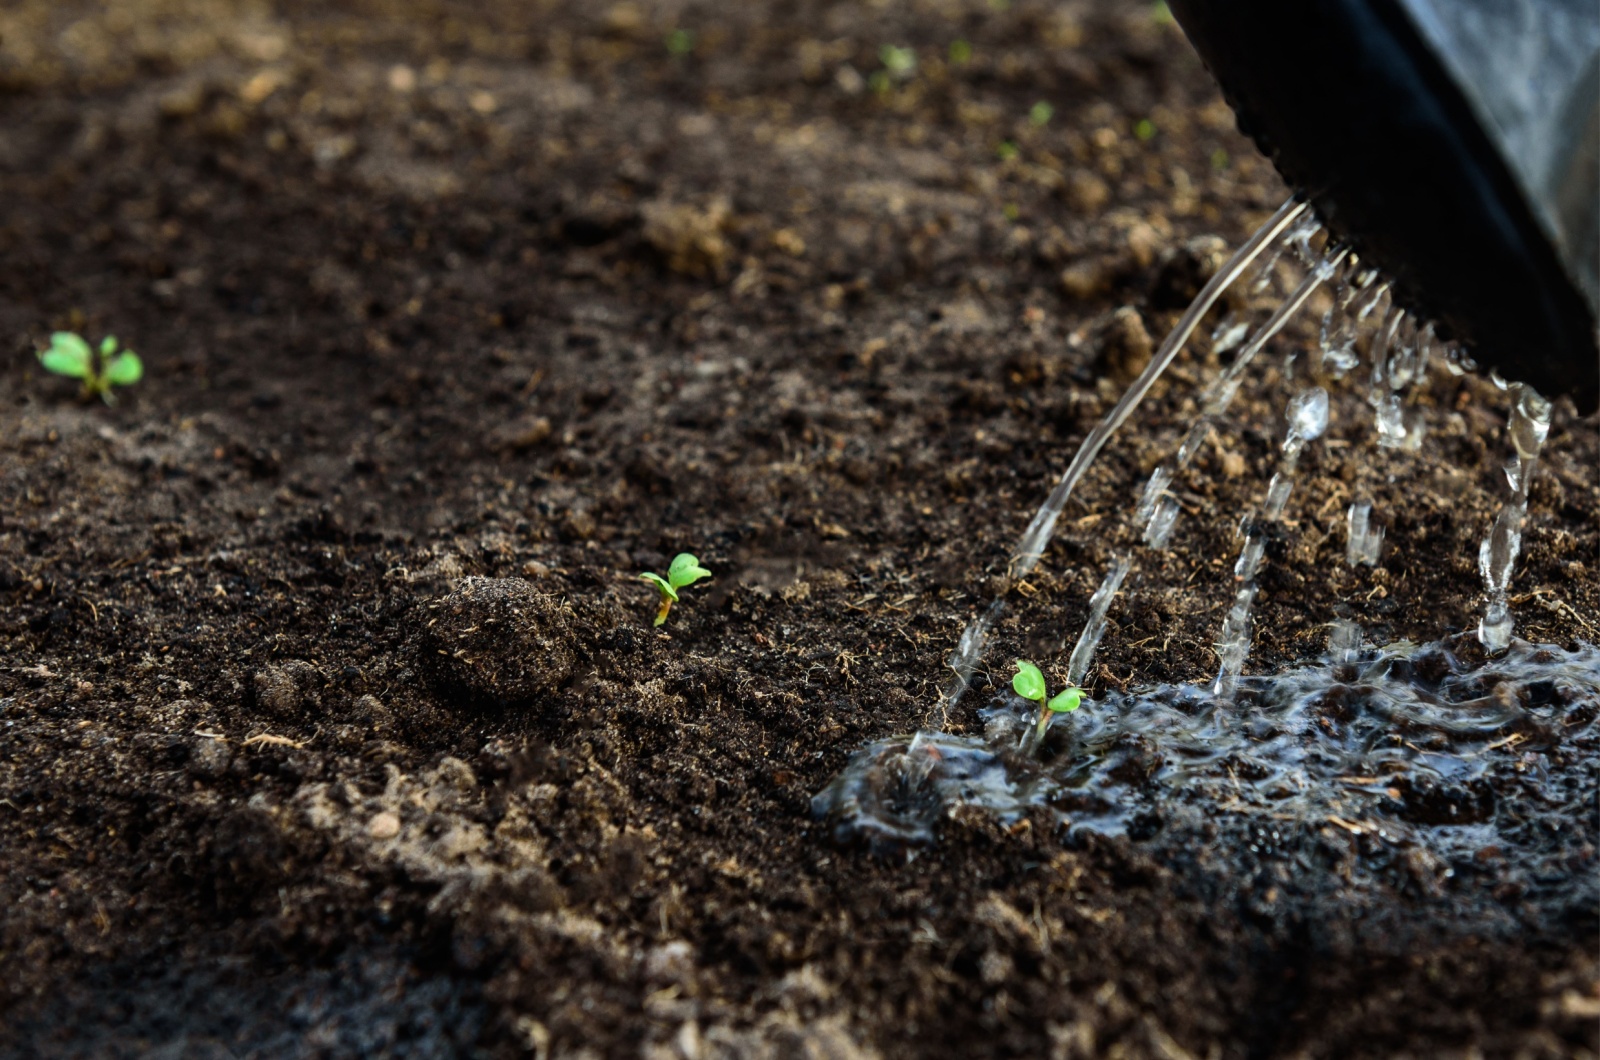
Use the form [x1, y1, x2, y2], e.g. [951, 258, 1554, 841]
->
[0, 1, 1595, 1056]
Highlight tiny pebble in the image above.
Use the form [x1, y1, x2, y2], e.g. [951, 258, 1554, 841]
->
[367, 811, 401, 839]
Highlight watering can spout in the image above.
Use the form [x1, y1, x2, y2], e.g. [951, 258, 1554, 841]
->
[1167, 0, 1599, 413]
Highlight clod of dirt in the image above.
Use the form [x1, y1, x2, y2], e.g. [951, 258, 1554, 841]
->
[412, 577, 577, 709]
[251, 659, 322, 716]
[188, 737, 232, 779]
[1096, 305, 1155, 384]
[641, 195, 731, 277]
[1060, 256, 1115, 300]
[489, 414, 554, 452]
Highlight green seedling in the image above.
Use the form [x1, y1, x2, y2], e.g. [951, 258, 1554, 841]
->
[1028, 101, 1054, 127]
[879, 44, 917, 78]
[1012, 659, 1082, 752]
[640, 553, 712, 627]
[38, 332, 143, 403]
[666, 29, 694, 56]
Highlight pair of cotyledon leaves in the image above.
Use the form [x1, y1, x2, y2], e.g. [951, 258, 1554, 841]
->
[1012, 659, 1082, 713]
[39, 332, 143, 400]
[640, 553, 712, 602]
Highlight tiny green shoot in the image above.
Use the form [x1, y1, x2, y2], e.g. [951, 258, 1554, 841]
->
[38, 332, 143, 403]
[948, 39, 973, 65]
[1134, 118, 1157, 141]
[666, 29, 694, 57]
[1028, 101, 1054, 127]
[879, 44, 917, 78]
[640, 553, 712, 627]
[871, 45, 916, 96]
[1012, 659, 1082, 752]
[996, 140, 1018, 161]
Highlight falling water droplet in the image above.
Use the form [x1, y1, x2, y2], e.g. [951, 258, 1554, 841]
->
[1476, 383, 1551, 653]
[1211, 585, 1258, 698]
[1346, 501, 1384, 567]
[1478, 502, 1525, 595]
[1143, 496, 1180, 550]
[1263, 473, 1293, 520]
[1066, 554, 1133, 688]
[1284, 386, 1329, 452]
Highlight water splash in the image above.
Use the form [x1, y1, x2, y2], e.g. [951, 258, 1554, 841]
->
[1328, 618, 1363, 663]
[815, 638, 1600, 870]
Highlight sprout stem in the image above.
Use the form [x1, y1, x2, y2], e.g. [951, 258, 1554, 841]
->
[1029, 708, 1052, 753]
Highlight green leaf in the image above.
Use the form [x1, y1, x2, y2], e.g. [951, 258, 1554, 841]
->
[1011, 660, 1045, 703]
[41, 333, 92, 378]
[103, 351, 143, 386]
[640, 572, 678, 602]
[50, 332, 92, 360]
[99, 335, 118, 355]
[1047, 686, 1082, 713]
[666, 553, 711, 591]
[40, 348, 91, 378]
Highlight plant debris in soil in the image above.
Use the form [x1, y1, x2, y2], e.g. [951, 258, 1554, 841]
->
[1, 1, 1596, 1057]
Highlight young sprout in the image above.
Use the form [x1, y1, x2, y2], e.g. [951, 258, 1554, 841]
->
[665, 29, 694, 56]
[870, 44, 917, 95]
[1012, 659, 1082, 754]
[879, 44, 917, 78]
[38, 332, 143, 403]
[639, 553, 712, 627]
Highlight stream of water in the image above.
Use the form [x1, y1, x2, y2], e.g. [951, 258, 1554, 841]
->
[940, 195, 1556, 726]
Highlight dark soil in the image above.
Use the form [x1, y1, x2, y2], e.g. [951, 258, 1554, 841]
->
[1, 2, 1595, 1057]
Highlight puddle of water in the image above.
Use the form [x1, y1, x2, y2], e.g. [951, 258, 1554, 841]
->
[816, 637, 1600, 873]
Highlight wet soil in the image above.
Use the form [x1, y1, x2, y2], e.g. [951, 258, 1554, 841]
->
[1, 1, 1596, 1056]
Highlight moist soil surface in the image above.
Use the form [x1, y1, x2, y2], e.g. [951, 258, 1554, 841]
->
[1, 2, 1596, 1057]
